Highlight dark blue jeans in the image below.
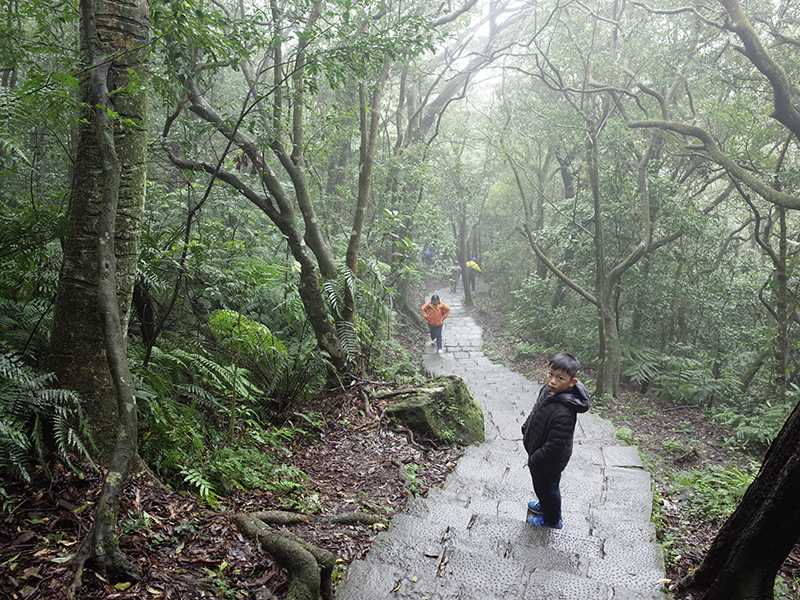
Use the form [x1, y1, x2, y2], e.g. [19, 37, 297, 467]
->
[529, 468, 562, 525]
[428, 324, 443, 350]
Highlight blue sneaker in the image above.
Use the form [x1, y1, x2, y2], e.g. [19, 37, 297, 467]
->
[526, 515, 563, 529]
[527, 501, 543, 514]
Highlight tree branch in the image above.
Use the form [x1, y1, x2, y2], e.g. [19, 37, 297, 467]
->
[628, 119, 800, 209]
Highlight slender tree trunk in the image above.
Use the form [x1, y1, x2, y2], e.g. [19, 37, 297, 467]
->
[773, 207, 788, 403]
[344, 61, 390, 331]
[588, 136, 617, 397]
[598, 284, 621, 398]
[458, 214, 473, 307]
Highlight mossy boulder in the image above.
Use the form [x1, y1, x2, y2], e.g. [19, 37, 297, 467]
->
[384, 375, 484, 445]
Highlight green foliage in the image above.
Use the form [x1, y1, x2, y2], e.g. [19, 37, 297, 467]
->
[513, 341, 547, 362]
[403, 463, 421, 496]
[151, 0, 266, 94]
[0, 352, 94, 483]
[209, 310, 287, 357]
[660, 437, 692, 457]
[672, 464, 756, 522]
[616, 426, 637, 445]
[503, 275, 599, 363]
[208, 446, 311, 498]
[323, 266, 359, 364]
[366, 337, 421, 384]
[621, 346, 664, 389]
[0, 206, 66, 365]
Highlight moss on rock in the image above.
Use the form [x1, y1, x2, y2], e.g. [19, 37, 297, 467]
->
[384, 375, 484, 445]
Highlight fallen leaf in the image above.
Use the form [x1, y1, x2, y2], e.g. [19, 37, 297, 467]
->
[50, 554, 74, 564]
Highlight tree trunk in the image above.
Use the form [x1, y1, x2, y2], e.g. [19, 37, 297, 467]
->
[596, 287, 621, 399]
[49, 0, 148, 459]
[170, 77, 349, 373]
[66, 0, 148, 590]
[677, 399, 800, 600]
[457, 214, 473, 307]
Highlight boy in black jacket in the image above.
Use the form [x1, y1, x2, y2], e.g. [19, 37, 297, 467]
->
[521, 352, 591, 529]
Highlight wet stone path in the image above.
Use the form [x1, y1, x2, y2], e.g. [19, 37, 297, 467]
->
[336, 289, 667, 600]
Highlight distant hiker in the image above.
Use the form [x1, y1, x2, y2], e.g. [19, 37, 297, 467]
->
[521, 352, 590, 529]
[422, 243, 435, 266]
[421, 294, 450, 354]
[449, 261, 461, 293]
[465, 257, 481, 291]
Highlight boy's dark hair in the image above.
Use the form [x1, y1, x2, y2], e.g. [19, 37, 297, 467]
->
[549, 352, 580, 378]
[431, 294, 440, 304]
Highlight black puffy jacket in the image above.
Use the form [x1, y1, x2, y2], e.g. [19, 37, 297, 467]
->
[521, 382, 591, 473]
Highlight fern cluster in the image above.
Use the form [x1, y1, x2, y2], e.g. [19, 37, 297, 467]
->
[621, 346, 741, 408]
[0, 206, 65, 365]
[138, 392, 314, 508]
[135, 344, 316, 506]
[0, 351, 94, 482]
[714, 401, 796, 451]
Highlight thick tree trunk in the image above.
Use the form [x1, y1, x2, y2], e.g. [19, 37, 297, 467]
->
[49, 0, 148, 458]
[677, 400, 800, 600]
[66, 0, 148, 591]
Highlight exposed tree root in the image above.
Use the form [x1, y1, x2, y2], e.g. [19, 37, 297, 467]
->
[247, 509, 388, 527]
[371, 385, 445, 400]
[232, 510, 388, 599]
[68, 527, 142, 599]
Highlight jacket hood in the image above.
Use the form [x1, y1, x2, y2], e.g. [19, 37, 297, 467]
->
[550, 381, 591, 413]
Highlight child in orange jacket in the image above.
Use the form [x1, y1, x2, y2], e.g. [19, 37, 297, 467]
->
[421, 294, 450, 354]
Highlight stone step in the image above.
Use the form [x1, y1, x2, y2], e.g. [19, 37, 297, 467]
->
[337, 533, 665, 600]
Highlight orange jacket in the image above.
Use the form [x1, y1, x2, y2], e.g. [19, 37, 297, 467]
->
[421, 300, 450, 326]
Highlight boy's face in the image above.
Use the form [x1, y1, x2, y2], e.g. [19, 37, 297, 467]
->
[546, 366, 578, 395]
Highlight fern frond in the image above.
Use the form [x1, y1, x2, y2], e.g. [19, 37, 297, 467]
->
[179, 466, 217, 504]
[335, 320, 359, 364]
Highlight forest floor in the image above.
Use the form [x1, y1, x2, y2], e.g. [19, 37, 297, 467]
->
[2, 294, 799, 599]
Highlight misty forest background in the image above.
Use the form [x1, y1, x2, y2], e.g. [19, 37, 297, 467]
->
[2, 0, 800, 598]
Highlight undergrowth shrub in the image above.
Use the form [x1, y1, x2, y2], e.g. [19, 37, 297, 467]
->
[714, 400, 797, 451]
[206, 309, 326, 413]
[0, 208, 64, 367]
[138, 390, 315, 508]
[621, 346, 741, 408]
[367, 338, 420, 383]
[671, 464, 756, 522]
[502, 275, 598, 362]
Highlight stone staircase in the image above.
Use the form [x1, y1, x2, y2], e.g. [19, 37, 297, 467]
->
[336, 292, 668, 600]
